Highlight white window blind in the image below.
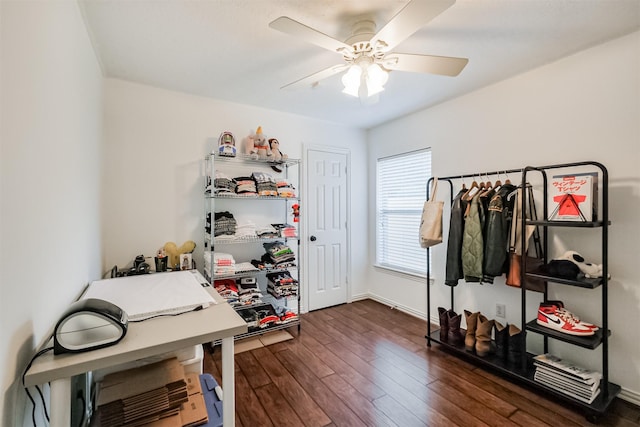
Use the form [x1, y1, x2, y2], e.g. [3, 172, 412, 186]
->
[376, 149, 432, 275]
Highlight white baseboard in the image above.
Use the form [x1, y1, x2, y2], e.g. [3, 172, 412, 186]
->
[349, 292, 369, 302]
[365, 292, 433, 322]
[619, 387, 640, 406]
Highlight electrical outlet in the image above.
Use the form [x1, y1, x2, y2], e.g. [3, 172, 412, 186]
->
[496, 303, 506, 318]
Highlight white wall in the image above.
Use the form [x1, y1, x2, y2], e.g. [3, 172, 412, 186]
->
[367, 31, 640, 401]
[0, 1, 104, 425]
[102, 79, 369, 311]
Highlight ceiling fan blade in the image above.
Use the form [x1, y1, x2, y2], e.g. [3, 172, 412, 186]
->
[269, 16, 351, 53]
[281, 64, 349, 90]
[371, 0, 456, 52]
[382, 53, 468, 77]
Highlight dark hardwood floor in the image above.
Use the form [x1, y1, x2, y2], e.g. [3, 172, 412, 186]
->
[203, 299, 640, 427]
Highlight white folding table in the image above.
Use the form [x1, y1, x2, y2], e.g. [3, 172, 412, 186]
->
[24, 288, 247, 426]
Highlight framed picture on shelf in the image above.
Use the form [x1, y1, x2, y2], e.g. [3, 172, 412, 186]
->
[549, 172, 598, 221]
[180, 253, 193, 270]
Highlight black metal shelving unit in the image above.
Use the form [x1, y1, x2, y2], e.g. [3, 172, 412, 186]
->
[520, 161, 619, 419]
[425, 161, 620, 421]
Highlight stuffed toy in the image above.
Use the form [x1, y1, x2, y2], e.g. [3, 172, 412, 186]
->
[163, 240, 196, 270]
[556, 250, 605, 278]
[244, 126, 272, 159]
[268, 138, 287, 162]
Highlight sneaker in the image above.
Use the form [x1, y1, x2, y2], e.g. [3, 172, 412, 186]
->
[279, 310, 298, 324]
[537, 303, 595, 336]
[545, 300, 599, 330]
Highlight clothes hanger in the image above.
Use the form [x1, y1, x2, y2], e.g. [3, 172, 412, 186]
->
[480, 173, 493, 196]
[463, 176, 480, 200]
[484, 172, 492, 190]
[493, 172, 503, 191]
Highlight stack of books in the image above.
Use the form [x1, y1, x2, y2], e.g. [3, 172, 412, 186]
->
[533, 353, 602, 404]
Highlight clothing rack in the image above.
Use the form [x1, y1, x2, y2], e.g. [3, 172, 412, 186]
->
[425, 166, 525, 350]
[424, 161, 618, 421]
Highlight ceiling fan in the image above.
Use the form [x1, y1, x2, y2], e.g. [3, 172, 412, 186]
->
[269, 0, 468, 100]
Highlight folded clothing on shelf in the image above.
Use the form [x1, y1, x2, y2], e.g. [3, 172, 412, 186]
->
[271, 223, 298, 238]
[234, 176, 257, 195]
[235, 221, 258, 239]
[266, 270, 298, 298]
[214, 211, 237, 236]
[256, 225, 279, 238]
[275, 179, 296, 198]
[262, 241, 296, 265]
[213, 170, 236, 194]
[252, 171, 278, 196]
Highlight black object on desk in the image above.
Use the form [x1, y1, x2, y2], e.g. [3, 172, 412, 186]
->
[53, 298, 128, 354]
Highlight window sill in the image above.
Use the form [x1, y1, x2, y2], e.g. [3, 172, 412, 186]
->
[373, 264, 435, 285]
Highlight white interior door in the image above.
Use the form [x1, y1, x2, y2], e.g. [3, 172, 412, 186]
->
[307, 148, 349, 311]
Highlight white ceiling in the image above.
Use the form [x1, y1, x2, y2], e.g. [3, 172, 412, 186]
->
[79, 0, 640, 129]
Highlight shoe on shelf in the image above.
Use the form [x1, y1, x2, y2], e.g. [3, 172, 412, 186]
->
[475, 314, 494, 357]
[438, 307, 449, 343]
[537, 303, 595, 336]
[447, 310, 464, 347]
[508, 324, 525, 365]
[494, 321, 509, 360]
[464, 310, 479, 352]
[544, 300, 599, 330]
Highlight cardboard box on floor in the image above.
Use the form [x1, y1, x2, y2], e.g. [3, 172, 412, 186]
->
[179, 373, 208, 427]
[97, 358, 186, 406]
[93, 358, 209, 427]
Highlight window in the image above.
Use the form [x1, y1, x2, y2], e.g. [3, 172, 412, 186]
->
[376, 149, 432, 276]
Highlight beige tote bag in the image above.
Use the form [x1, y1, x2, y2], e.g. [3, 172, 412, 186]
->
[419, 177, 444, 248]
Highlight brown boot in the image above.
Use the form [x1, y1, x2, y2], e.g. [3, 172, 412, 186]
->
[464, 310, 479, 352]
[475, 314, 495, 357]
[437, 307, 449, 342]
[447, 310, 464, 347]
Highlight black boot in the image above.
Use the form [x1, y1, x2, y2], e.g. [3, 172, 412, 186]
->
[438, 307, 449, 343]
[494, 321, 509, 360]
[508, 324, 525, 365]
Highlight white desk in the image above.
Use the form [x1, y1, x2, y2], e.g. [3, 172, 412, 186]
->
[24, 288, 247, 426]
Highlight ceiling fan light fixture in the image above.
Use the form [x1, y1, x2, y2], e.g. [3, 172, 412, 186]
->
[342, 62, 389, 99]
[341, 64, 362, 97]
[365, 63, 388, 96]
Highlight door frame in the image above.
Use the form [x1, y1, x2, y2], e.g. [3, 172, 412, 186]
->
[302, 144, 352, 313]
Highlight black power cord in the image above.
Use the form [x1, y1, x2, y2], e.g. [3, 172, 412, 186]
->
[35, 384, 50, 422]
[22, 346, 54, 426]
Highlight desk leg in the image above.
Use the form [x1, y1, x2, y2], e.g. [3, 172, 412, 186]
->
[221, 336, 235, 427]
[49, 378, 71, 427]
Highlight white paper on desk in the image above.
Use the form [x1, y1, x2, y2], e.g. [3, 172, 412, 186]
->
[82, 271, 216, 321]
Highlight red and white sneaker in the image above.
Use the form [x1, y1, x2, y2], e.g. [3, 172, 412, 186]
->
[545, 300, 599, 330]
[537, 303, 595, 336]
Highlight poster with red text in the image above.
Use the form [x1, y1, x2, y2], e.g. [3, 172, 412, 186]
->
[549, 173, 598, 221]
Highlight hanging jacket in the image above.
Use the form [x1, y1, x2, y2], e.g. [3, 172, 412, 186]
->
[483, 183, 517, 281]
[444, 189, 467, 286]
[462, 191, 484, 283]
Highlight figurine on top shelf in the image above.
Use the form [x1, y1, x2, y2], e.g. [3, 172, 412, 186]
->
[244, 126, 272, 160]
[217, 131, 237, 157]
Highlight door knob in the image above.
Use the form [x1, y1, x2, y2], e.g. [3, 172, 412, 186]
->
[310, 235, 317, 241]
